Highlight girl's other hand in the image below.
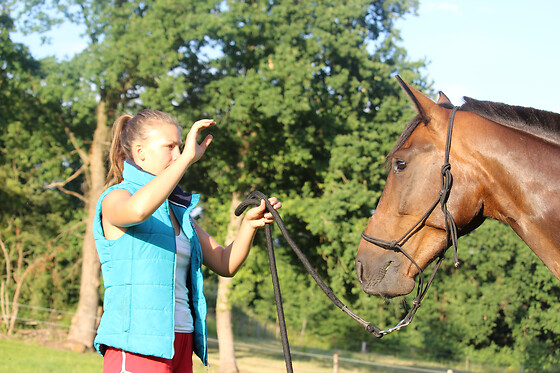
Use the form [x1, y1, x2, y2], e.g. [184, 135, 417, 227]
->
[244, 197, 282, 228]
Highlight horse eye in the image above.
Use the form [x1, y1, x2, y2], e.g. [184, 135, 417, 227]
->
[394, 159, 407, 173]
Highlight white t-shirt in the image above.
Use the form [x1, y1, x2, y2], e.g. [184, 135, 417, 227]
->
[174, 228, 194, 333]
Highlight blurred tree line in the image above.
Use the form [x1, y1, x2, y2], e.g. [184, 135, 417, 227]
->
[1, 0, 559, 371]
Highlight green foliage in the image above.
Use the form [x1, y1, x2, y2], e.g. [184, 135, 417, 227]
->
[0, 13, 84, 321]
[4, 1, 560, 370]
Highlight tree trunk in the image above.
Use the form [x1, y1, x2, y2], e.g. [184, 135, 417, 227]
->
[66, 100, 110, 351]
[300, 318, 307, 338]
[216, 191, 244, 373]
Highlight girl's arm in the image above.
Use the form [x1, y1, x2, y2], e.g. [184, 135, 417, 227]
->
[102, 119, 215, 228]
[198, 198, 282, 277]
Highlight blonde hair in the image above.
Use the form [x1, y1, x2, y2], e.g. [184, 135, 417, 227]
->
[106, 109, 179, 185]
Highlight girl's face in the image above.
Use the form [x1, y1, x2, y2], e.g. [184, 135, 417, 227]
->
[134, 121, 182, 175]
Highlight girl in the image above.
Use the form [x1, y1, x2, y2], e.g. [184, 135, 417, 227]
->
[92, 109, 281, 373]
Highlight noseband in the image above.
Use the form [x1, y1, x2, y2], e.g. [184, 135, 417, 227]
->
[360, 106, 461, 337]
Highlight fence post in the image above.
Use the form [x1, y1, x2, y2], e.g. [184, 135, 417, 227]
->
[333, 353, 339, 373]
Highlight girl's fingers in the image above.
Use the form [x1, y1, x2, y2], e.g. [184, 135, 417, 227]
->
[245, 198, 282, 226]
[187, 120, 216, 140]
[193, 119, 216, 127]
[266, 198, 281, 209]
[262, 198, 281, 220]
[194, 119, 216, 132]
[182, 120, 216, 163]
[201, 134, 214, 148]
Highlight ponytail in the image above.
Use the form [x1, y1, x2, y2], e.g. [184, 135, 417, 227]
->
[106, 114, 133, 186]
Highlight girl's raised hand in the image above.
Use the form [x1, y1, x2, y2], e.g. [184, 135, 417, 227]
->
[182, 119, 216, 165]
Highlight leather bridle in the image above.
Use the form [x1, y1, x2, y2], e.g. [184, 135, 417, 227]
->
[360, 106, 461, 336]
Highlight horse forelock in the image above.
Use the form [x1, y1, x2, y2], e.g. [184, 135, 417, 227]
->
[385, 103, 455, 169]
[385, 114, 423, 171]
[460, 97, 560, 144]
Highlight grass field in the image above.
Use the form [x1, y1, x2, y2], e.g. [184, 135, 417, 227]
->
[0, 338, 102, 373]
[0, 338, 343, 373]
[0, 336, 496, 373]
[0, 338, 355, 373]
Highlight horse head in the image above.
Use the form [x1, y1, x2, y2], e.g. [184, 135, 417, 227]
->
[355, 76, 487, 298]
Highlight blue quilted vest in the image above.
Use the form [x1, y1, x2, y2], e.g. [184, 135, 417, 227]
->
[92, 161, 208, 364]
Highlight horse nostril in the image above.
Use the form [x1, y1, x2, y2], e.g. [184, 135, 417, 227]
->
[356, 260, 364, 284]
[385, 261, 392, 272]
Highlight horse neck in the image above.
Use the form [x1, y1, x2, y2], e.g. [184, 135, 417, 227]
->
[460, 114, 560, 278]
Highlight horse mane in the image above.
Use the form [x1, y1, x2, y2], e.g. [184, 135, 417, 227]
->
[387, 99, 560, 169]
[460, 97, 560, 143]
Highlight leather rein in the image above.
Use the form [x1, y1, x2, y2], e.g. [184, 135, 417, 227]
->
[235, 107, 461, 371]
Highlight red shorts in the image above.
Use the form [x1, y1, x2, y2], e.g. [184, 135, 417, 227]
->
[103, 332, 193, 373]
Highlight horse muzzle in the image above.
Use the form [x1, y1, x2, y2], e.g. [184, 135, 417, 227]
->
[355, 242, 416, 297]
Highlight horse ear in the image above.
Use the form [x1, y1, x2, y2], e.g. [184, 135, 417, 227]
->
[437, 91, 452, 105]
[395, 75, 447, 124]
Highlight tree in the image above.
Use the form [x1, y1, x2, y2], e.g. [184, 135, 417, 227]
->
[13, 0, 218, 349]
[9, 0, 432, 363]
[8, 1, 560, 369]
[0, 12, 84, 335]
[215, 193, 244, 373]
[184, 0, 422, 369]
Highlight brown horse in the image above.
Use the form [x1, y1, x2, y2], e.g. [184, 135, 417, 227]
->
[356, 76, 560, 299]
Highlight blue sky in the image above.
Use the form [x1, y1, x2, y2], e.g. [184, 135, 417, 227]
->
[395, 0, 560, 112]
[12, 0, 560, 113]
